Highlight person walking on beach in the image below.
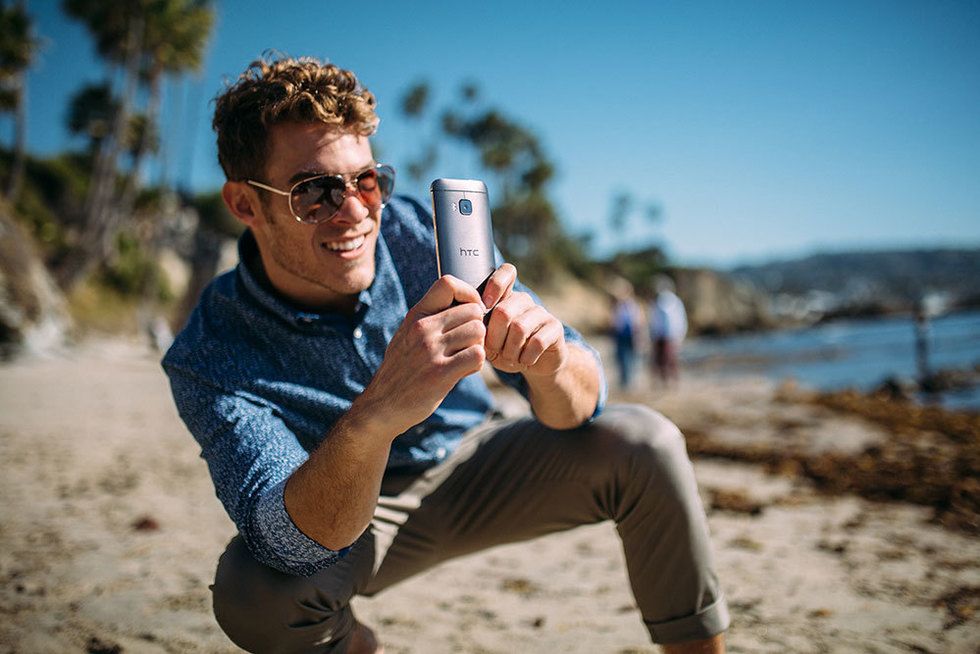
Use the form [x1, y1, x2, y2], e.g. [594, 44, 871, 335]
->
[610, 277, 643, 390]
[649, 274, 688, 386]
[162, 55, 727, 654]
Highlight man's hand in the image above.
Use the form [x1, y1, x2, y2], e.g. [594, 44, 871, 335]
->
[480, 263, 568, 379]
[355, 275, 487, 437]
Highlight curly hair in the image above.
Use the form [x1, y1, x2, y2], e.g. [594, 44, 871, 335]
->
[212, 55, 379, 182]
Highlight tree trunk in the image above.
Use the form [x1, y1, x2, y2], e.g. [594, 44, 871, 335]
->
[117, 68, 161, 224]
[54, 13, 143, 293]
[4, 76, 26, 202]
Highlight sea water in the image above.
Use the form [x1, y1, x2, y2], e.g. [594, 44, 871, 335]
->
[683, 309, 980, 410]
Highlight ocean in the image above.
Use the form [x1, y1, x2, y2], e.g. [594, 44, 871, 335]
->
[682, 309, 980, 411]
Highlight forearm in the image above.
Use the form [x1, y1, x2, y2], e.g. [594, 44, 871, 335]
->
[283, 398, 395, 551]
[282, 277, 488, 551]
[525, 343, 601, 429]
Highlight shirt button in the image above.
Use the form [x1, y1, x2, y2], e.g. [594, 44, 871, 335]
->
[352, 327, 363, 339]
[299, 316, 314, 324]
[436, 447, 447, 458]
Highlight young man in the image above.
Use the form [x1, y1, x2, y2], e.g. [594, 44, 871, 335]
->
[162, 56, 728, 653]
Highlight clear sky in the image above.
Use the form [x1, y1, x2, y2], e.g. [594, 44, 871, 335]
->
[18, 0, 980, 267]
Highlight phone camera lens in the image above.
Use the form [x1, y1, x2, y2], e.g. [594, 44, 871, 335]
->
[458, 199, 473, 215]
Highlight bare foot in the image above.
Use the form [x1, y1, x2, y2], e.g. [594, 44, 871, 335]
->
[348, 621, 383, 654]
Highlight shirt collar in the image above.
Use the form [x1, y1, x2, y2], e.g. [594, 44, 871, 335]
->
[235, 229, 372, 328]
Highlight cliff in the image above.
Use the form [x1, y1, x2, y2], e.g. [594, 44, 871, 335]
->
[0, 203, 72, 358]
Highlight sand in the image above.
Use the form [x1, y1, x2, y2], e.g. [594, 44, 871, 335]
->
[1, 337, 978, 653]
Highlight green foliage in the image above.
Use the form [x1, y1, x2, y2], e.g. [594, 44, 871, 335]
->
[0, 150, 89, 259]
[190, 189, 242, 238]
[125, 112, 158, 158]
[0, 2, 35, 102]
[400, 82, 429, 118]
[66, 82, 118, 145]
[63, 0, 213, 77]
[602, 245, 669, 297]
[99, 229, 171, 301]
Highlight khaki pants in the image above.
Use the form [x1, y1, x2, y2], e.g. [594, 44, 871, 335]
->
[212, 404, 729, 652]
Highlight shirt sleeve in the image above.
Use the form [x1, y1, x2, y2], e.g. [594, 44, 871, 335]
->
[490, 258, 608, 425]
[164, 364, 346, 576]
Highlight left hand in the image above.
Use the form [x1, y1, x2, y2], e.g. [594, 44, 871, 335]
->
[480, 264, 567, 378]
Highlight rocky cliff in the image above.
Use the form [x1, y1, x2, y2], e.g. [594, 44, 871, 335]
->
[671, 267, 774, 335]
[0, 204, 72, 358]
[538, 267, 773, 337]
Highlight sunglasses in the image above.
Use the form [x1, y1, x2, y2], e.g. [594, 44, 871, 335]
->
[247, 163, 395, 224]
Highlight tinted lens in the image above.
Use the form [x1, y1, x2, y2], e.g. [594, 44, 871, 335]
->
[355, 169, 382, 208]
[374, 165, 395, 204]
[291, 176, 347, 223]
[290, 165, 396, 224]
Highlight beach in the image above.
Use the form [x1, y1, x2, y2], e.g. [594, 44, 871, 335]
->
[1, 338, 978, 653]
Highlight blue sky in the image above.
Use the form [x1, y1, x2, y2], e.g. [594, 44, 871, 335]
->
[18, 0, 980, 266]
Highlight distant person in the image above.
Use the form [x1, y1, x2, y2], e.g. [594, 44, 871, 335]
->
[610, 277, 643, 390]
[914, 303, 931, 387]
[162, 56, 727, 654]
[649, 275, 688, 385]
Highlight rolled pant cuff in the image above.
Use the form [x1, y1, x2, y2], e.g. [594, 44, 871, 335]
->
[645, 596, 731, 644]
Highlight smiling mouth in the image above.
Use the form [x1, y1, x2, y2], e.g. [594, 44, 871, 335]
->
[322, 235, 366, 252]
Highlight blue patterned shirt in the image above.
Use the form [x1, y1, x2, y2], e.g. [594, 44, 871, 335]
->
[161, 195, 607, 575]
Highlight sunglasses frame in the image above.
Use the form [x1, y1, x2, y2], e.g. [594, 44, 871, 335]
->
[246, 162, 395, 224]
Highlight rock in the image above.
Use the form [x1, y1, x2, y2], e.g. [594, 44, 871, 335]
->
[874, 376, 916, 401]
[671, 267, 774, 335]
[920, 368, 978, 394]
[538, 266, 773, 337]
[0, 204, 72, 359]
[537, 269, 612, 335]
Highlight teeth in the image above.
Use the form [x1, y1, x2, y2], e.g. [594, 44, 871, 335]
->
[325, 235, 365, 252]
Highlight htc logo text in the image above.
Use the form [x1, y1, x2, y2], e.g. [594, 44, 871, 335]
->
[459, 248, 480, 257]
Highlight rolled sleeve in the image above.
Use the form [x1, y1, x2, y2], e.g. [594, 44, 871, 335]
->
[570, 333, 607, 422]
[163, 364, 343, 576]
[250, 478, 346, 576]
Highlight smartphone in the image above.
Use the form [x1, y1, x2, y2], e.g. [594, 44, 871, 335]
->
[430, 178, 497, 293]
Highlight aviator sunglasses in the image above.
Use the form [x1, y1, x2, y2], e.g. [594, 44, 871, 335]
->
[247, 163, 395, 224]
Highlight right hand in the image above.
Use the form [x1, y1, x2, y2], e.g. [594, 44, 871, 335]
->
[354, 275, 487, 436]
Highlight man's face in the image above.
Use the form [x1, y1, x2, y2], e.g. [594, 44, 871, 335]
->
[250, 123, 381, 312]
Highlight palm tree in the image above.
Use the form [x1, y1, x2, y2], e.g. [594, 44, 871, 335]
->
[117, 0, 213, 227]
[66, 82, 118, 153]
[56, 0, 213, 292]
[0, 0, 37, 202]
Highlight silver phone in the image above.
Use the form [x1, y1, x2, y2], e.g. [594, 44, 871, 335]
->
[430, 178, 497, 293]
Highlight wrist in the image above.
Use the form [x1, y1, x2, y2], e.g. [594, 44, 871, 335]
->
[346, 392, 404, 443]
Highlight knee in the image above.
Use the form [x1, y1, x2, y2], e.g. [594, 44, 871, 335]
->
[212, 537, 328, 653]
[593, 404, 687, 457]
[589, 404, 692, 487]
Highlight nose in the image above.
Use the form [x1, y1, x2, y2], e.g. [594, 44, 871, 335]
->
[326, 188, 369, 226]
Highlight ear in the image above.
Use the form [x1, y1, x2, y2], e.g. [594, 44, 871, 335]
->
[222, 181, 263, 228]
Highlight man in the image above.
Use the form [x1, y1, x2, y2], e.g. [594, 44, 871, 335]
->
[649, 275, 688, 386]
[162, 56, 728, 653]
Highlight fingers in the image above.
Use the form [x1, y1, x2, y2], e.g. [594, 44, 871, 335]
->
[485, 291, 535, 358]
[435, 301, 486, 334]
[414, 275, 485, 317]
[443, 343, 486, 378]
[497, 305, 558, 367]
[480, 263, 517, 311]
[441, 314, 487, 356]
[517, 318, 563, 367]
[485, 292, 564, 370]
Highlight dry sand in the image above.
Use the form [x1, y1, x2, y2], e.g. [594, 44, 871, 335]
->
[1, 338, 978, 653]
